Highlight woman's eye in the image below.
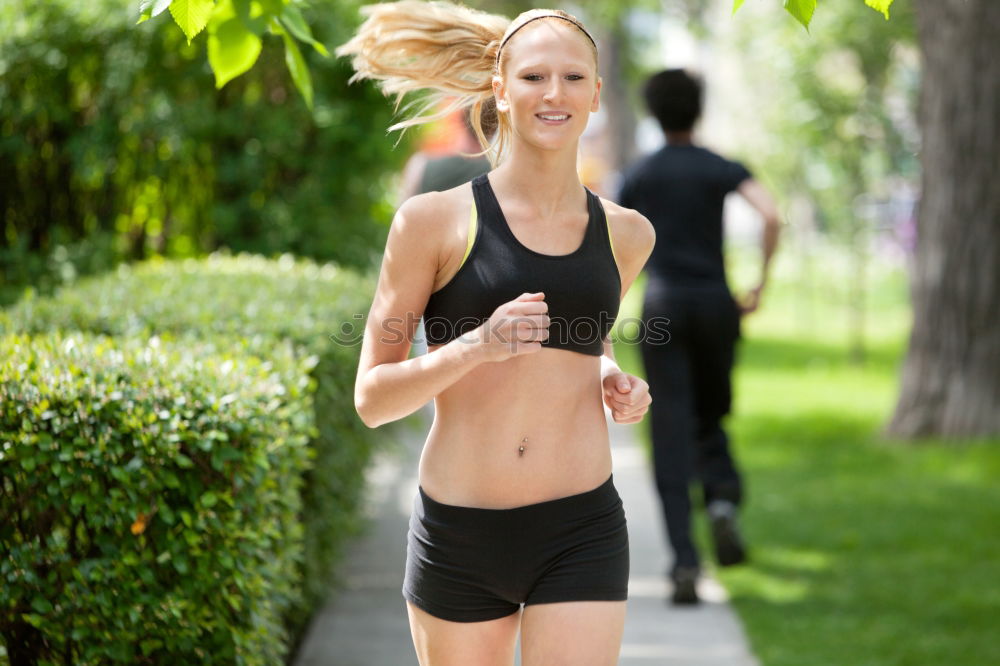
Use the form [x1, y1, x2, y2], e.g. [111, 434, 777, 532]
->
[523, 74, 584, 81]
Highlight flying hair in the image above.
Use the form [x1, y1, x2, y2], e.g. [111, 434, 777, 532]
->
[336, 1, 598, 167]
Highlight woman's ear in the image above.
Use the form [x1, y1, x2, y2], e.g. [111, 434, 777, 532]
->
[493, 75, 509, 112]
[591, 76, 602, 112]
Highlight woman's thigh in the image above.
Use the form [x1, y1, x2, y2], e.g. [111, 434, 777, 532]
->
[519, 601, 626, 666]
[406, 600, 521, 666]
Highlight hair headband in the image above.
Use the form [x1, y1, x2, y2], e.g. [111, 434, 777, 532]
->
[495, 14, 597, 70]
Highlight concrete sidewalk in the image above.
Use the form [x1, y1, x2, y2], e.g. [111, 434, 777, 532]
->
[294, 405, 759, 665]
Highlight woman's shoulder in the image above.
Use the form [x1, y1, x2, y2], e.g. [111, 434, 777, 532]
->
[390, 182, 477, 277]
[599, 196, 656, 261]
[395, 182, 475, 235]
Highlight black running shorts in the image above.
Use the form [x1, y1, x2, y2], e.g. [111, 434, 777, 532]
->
[403, 475, 630, 623]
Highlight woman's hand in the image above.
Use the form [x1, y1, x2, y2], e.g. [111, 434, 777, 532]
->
[602, 372, 651, 424]
[471, 292, 550, 362]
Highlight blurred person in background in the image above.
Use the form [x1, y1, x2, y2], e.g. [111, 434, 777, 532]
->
[617, 68, 781, 605]
[399, 104, 498, 202]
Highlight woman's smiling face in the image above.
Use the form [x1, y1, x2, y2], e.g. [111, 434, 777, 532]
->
[493, 19, 601, 153]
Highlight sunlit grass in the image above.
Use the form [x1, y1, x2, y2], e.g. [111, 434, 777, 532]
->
[613, 249, 1000, 666]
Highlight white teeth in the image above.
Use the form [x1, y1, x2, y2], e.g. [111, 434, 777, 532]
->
[538, 114, 569, 121]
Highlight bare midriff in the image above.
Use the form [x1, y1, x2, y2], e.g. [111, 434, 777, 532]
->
[420, 343, 611, 509]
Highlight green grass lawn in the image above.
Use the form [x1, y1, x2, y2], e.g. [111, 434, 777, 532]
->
[614, 250, 1000, 666]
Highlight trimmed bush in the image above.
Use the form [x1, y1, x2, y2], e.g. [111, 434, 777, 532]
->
[4, 252, 394, 655]
[0, 331, 314, 664]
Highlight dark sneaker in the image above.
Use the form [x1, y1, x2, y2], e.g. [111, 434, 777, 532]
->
[707, 500, 747, 566]
[670, 566, 700, 605]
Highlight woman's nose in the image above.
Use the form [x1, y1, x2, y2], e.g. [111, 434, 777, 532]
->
[543, 80, 562, 103]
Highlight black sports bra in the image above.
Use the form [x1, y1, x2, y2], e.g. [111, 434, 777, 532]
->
[421, 174, 621, 356]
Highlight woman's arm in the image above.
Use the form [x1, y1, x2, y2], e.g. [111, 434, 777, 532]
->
[601, 205, 656, 424]
[354, 192, 550, 428]
[354, 193, 488, 428]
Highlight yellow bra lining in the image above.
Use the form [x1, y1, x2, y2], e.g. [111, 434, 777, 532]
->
[459, 199, 477, 269]
[606, 216, 618, 267]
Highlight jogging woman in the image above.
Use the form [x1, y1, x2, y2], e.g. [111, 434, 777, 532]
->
[340, 3, 656, 664]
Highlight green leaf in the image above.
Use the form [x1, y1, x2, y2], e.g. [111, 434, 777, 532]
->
[864, 0, 893, 20]
[232, 0, 269, 35]
[732, 0, 746, 14]
[140, 0, 173, 18]
[31, 596, 54, 614]
[281, 27, 314, 110]
[279, 5, 329, 57]
[21, 613, 45, 629]
[169, 0, 215, 44]
[138, 0, 172, 22]
[208, 0, 263, 89]
[784, 0, 816, 30]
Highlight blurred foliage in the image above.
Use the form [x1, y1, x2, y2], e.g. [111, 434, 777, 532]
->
[0, 0, 410, 307]
[1, 330, 314, 664]
[704, 0, 919, 361]
[732, 0, 895, 29]
[723, 0, 919, 236]
[3, 252, 398, 658]
[138, 0, 331, 109]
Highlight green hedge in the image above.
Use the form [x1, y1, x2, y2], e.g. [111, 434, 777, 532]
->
[0, 331, 314, 664]
[3, 253, 393, 661]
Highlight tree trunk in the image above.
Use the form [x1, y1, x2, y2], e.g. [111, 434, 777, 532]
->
[596, 21, 637, 172]
[887, 0, 1000, 438]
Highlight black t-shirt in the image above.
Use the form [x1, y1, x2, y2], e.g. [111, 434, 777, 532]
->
[617, 145, 751, 286]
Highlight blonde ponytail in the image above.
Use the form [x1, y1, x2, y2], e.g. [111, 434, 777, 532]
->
[336, 1, 508, 165]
